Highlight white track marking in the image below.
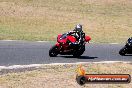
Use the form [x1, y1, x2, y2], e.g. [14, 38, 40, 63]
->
[0, 61, 131, 70]
[0, 64, 43, 70]
[110, 43, 119, 44]
[0, 40, 18, 41]
[0, 40, 48, 42]
[49, 61, 131, 65]
[36, 41, 48, 42]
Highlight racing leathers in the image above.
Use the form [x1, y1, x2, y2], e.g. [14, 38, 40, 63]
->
[67, 30, 85, 46]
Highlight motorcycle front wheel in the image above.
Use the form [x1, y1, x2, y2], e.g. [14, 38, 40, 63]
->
[49, 45, 58, 57]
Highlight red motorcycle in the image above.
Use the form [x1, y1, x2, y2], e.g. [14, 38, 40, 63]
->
[49, 33, 91, 57]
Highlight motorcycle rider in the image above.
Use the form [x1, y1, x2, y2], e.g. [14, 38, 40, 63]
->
[67, 24, 85, 46]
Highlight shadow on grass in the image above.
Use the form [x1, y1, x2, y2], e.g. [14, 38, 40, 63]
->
[59, 56, 98, 59]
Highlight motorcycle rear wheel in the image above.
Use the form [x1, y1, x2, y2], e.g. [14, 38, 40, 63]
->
[49, 45, 58, 57]
[73, 46, 85, 57]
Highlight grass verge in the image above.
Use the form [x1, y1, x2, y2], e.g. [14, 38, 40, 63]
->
[0, 0, 132, 43]
[0, 62, 132, 88]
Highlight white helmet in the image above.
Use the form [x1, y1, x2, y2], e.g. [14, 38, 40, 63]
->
[74, 24, 82, 32]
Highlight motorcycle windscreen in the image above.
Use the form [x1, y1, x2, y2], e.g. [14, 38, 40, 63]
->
[60, 33, 67, 39]
[57, 33, 67, 43]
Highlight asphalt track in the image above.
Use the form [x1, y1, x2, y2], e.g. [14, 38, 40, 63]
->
[0, 41, 131, 66]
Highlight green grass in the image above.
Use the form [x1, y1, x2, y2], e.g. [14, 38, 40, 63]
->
[0, 0, 132, 43]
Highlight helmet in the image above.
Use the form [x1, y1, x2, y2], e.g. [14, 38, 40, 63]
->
[74, 24, 82, 32]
